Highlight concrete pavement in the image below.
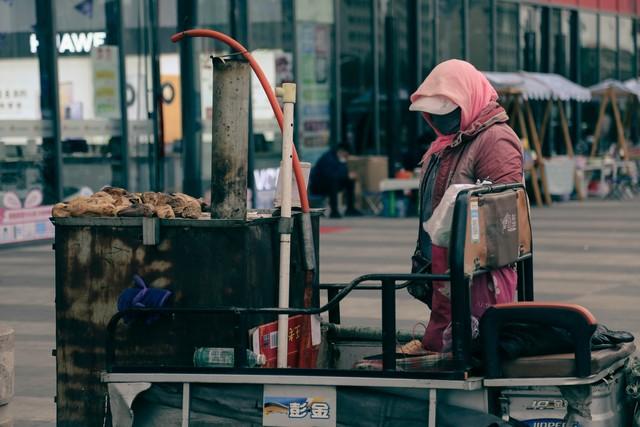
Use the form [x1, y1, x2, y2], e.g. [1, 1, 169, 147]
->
[0, 245, 55, 427]
[320, 199, 640, 339]
[0, 198, 639, 425]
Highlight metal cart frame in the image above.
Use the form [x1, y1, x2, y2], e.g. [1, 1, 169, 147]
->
[103, 183, 534, 426]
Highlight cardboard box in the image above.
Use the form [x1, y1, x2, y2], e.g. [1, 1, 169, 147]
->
[347, 155, 389, 193]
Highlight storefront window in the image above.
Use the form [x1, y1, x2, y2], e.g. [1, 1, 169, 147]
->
[0, 0, 55, 244]
[186, 0, 230, 198]
[295, 0, 334, 158]
[579, 12, 598, 86]
[599, 14, 617, 81]
[468, 0, 492, 71]
[619, 17, 634, 81]
[438, 0, 463, 61]
[388, 0, 409, 93]
[340, 0, 373, 154]
[637, 18, 640, 81]
[521, 5, 542, 72]
[549, 9, 572, 76]
[420, 0, 435, 76]
[54, 0, 117, 196]
[496, 1, 519, 71]
[245, 0, 333, 207]
[248, 0, 292, 163]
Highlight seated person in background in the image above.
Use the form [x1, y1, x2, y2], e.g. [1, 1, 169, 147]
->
[309, 143, 362, 218]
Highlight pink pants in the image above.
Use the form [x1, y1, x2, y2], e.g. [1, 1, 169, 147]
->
[422, 245, 517, 352]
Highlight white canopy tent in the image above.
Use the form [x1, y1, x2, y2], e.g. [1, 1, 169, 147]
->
[588, 80, 635, 160]
[483, 71, 592, 202]
[590, 79, 638, 99]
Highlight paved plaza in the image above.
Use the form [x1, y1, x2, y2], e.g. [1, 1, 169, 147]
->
[1, 198, 639, 425]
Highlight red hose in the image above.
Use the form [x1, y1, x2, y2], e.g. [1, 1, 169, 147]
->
[171, 29, 310, 213]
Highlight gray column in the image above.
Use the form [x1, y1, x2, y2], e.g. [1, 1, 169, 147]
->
[209, 59, 250, 220]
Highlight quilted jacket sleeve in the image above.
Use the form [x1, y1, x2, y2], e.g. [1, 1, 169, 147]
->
[473, 123, 523, 184]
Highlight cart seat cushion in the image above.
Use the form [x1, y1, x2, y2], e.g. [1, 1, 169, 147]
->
[501, 342, 635, 378]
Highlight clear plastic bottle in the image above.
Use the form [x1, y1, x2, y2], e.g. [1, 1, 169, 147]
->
[193, 347, 266, 368]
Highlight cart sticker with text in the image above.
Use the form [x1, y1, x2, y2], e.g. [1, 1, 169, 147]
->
[523, 419, 580, 427]
[263, 385, 336, 427]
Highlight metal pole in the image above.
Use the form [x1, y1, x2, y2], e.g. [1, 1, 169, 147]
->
[381, 278, 396, 371]
[290, 0, 300, 152]
[407, 0, 422, 148]
[428, 389, 437, 427]
[209, 58, 250, 220]
[434, 0, 440, 62]
[571, 11, 581, 147]
[106, 0, 130, 189]
[616, 15, 621, 81]
[233, 0, 255, 207]
[371, 0, 381, 154]
[36, 0, 62, 203]
[450, 193, 472, 371]
[462, 0, 469, 60]
[524, 256, 534, 302]
[415, 0, 424, 137]
[333, 0, 343, 146]
[148, 0, 164, 191]
[276, 83, 297, 368]
[181, 383, 190, 427]
[327, 287, 341, 324]
[490, 0, 497, 71]
[178, 0, 202, 196]
[385, 13, 399, 178]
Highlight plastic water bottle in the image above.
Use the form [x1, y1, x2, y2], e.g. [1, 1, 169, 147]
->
[396, 197, 407, 218]
[193, 347, 266, 368]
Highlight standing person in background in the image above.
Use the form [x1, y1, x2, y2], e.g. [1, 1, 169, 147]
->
[408, 59, 523, 352]
[309, 143, 362, 218]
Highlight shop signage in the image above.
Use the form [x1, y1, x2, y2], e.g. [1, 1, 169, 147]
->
[29, 31, 106, 55]
[0, 189, 54, 245]
[296, 16, 332, 149]
[92, 45, 120, 119]
[263, 385, 336, 427]
[253, 167, 279, 209]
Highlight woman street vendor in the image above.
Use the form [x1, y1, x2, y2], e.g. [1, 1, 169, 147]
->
[408, 59, 523, 352]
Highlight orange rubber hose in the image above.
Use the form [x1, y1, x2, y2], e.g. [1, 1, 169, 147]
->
[171, 29, 310, 213]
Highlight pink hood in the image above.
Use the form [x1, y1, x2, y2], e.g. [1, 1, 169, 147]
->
[410, 60, 498, 158]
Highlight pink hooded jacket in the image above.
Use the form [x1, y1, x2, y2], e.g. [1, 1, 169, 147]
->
[410, 60, 523, 352]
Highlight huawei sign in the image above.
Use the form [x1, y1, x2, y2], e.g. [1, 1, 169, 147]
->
[29, 31, 106, 55]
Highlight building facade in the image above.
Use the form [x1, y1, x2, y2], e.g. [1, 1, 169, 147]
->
[0, 0, 638, 243]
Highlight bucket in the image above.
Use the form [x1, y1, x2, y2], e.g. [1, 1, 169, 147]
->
[274, 162, 311, 208]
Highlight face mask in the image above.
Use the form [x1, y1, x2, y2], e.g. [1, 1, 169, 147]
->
[429, 107, 461, 136]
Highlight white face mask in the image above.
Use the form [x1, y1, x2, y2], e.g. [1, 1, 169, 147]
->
[338, 157, 347, 163]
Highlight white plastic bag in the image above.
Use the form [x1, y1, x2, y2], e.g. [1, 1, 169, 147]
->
[424, 184, 475, 247]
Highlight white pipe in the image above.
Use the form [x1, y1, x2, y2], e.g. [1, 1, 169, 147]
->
[182, 383, 191, 427]
[428, 388, 437, 427]
[276, 83, 296, 368]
